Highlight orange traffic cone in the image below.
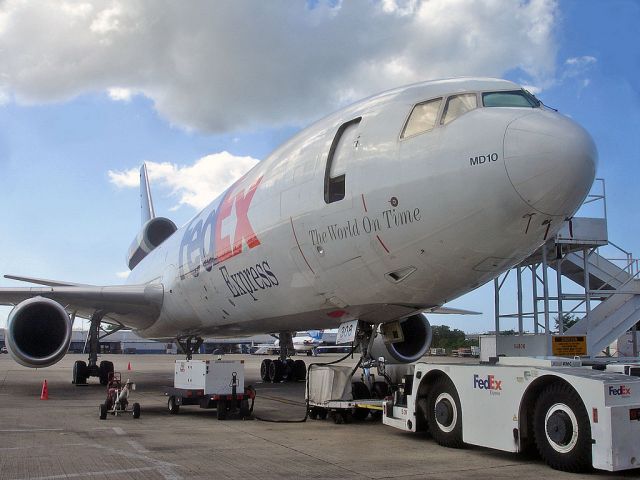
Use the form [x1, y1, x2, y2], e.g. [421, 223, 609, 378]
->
[127, 362, 132, 371]
[40, 379, 49, 400]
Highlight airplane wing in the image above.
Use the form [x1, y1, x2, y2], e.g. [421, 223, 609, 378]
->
[429, 306, 482, 315]
[3, 274, 90, 287]
[0, 283, 163, 329]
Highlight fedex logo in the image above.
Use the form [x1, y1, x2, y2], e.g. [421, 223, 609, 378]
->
[608, 385, 631, 397]
[180, 177, 263, 278]
[473, 374, 502, 391]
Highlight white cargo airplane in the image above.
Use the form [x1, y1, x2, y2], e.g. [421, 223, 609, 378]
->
[0, 78, 596, 385]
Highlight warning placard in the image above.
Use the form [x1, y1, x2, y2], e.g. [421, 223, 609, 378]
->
[552, 335, 587, 356]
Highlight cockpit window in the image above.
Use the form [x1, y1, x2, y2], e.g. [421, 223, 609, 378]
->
[482, 90, 540, 108]
[401, 98, 442, 139]
[441, 93, 478, 125]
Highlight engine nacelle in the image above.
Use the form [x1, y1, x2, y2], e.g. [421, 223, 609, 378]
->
[127, 217, 177, 270]
[370, 314, 433, 364]
[6, 297, 73, 368]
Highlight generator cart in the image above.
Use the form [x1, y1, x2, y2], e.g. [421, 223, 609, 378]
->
[164, 359, 253, 420]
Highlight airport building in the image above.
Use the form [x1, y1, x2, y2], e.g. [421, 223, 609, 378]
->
[0, 328, 275, 355]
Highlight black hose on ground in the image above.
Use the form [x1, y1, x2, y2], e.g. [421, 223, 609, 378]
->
[253, 346, 357, 423]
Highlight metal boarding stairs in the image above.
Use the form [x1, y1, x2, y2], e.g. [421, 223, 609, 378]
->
[493, 179, 640, 357]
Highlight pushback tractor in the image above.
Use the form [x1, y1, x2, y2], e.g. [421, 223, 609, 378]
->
[380, 356, 640, 473]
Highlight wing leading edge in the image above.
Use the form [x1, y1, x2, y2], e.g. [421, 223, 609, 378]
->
[0, 283, 163, 330]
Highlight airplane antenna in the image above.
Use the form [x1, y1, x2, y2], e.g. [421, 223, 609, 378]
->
[140, 163, 156, 225]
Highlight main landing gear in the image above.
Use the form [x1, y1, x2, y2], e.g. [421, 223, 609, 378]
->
[72, 311, 117, 386]
[260, 332, 307, 383]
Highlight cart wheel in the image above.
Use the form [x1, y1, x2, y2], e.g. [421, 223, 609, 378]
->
[293, 360, 306, 381]
[268, 360, 284, 383]
[333, 411, 344, 424]
[351, 381, 371, 420]
[308, 408, 318, 420]
[318, 408, 328, 420]
[260, 359, 272, 382]
[168, 396, 180, 415]
[342, 411, 353, 424]
[132, 403, 141, 419]
[73, 360, 87, 385]
[217, 399, 227, 420]
[99, 403, 107, 420]
[533, 383, 591, 472]
[370, 410, 383, 421]
[239, 398, 250, 419]
[426, 376, 463, 448]
[99, 361, 114, 386]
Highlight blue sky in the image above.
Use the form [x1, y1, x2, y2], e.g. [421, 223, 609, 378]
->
[0, 0, 638, 332]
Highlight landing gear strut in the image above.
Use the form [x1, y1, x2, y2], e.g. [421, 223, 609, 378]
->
[72, 311, 117, 386]
[260, 332, 306, 383]
[177, 336, 204, 360]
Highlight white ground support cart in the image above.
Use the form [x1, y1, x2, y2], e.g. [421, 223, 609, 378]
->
[164, 359, 253, 420]
[306, 365, 385, 423]
[381, 356, 640, 473]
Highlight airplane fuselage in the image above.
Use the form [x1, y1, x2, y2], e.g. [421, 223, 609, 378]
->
[126, 78, 596, 339]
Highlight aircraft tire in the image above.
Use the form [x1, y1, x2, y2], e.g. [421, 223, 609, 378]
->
[260, 359, 272, 382]
[533, 383, 591, 472]
[73, 360, 87, 385]
[372, 381, 390, 399]
[426, 376, 463, 448]
[268, 360, 284, 382]
[99, 361, 114, 386]
[351, 381, 371, 420]
[293, 360, 306, 381]
[284, 358, 295, 381]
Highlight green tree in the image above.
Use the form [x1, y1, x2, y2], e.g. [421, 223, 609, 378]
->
[554, 313, 578, 333]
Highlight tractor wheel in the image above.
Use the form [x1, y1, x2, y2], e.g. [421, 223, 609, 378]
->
[426, 376, 464, 448]
[99, 403, 107, 420]
[132, 402, 141, 419]
[533, 383, 592, 472]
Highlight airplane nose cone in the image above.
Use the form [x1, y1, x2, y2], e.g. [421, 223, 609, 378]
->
[504, 112, 597, 217]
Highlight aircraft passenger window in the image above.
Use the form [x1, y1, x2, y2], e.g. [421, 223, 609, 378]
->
[441, 94, 478, 125]
[482, 90, 540, 108]
[324, 117, 361, 204]
[401, 98, 442, 139]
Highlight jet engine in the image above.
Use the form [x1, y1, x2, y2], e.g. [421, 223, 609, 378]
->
[370, 314, 433, 364]
[5, 297, 73, 368]
[127, 217, 177, 270]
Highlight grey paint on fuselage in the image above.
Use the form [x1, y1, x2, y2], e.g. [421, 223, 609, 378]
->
[124, 77, 596, 339]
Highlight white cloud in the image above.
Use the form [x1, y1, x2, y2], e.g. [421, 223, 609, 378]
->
[109, 152, 259, 210]
[0, 0, 559, 132]
[115, 270, 130, 279]
[107, 87, 133, 101]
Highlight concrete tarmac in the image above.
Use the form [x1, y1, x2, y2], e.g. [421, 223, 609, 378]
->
[0, 353, 638, 480]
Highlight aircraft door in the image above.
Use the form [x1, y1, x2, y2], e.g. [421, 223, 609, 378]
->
[324, 117, 361, 204]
